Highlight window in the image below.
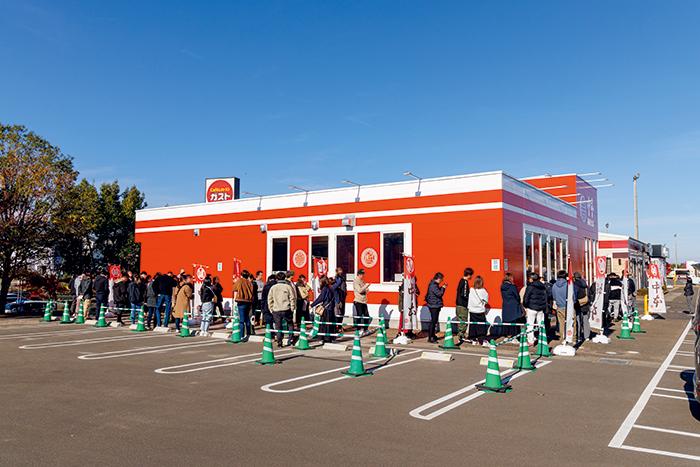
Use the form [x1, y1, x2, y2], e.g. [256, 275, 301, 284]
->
[272, 238, 288, 272]
[311, 236, 328, 274]
[525, 232, 533, 274]
[549, 236, 556, 282]
[383, 233, 404, 282]
[336, 235, 355, 275]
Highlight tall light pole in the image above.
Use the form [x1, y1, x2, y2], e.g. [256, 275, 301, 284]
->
[674, 233, 678, 267]
[633, 173, 640, 239]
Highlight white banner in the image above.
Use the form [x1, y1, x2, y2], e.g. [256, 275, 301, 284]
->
[402, 255, 417, 331]
[589, 256, 606, 331]
[565, 256, 576, 344]
[647, 263, 667, 314]
[621, 264, 630, 318]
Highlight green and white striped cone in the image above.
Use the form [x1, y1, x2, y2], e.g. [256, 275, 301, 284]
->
[309, 314, 320, 339]
[132, 306, 148, 332]
[439, 317, 460, 349]
[616, 310, 635, 340]
[512, 332, 536, 371]
[93, 305, 108, 328]
[371, 326, 389, 358]
[533, 319, 552, 357]
[177, 311, 192, 338]
[294, 317, 312, 351]
[59, 300, 72, 324]
[631, 309, 645, 334]
[341, 331, 372, 377]
[373, 317, 386, 344]
[227, 312, 242, 343]
[255, 326, 280, 365]
[75, 301, 86, 324]
[476, 339, 512, 393]
[41, 301, 53, 322]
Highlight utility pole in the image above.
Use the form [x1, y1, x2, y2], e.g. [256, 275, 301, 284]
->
[674, 233, 678, 267]
[633, 174, 640, 239]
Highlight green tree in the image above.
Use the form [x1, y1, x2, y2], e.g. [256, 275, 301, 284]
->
[53, 179, 100, 275]
[0, 124, 76, 310]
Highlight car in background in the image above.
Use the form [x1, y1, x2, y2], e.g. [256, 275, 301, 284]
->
[3, 295, 53, 316]
[673, 269, 700, 285]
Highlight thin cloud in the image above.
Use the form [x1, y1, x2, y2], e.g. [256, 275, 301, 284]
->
[180, 49, 203, 60]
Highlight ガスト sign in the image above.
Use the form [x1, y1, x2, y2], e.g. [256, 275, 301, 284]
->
[206, 180, 233, 203]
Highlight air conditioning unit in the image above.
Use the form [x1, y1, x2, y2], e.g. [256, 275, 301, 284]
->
[341, 215, 355, 228]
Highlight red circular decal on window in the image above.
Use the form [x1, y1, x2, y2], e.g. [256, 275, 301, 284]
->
[293, 250, 307, 268]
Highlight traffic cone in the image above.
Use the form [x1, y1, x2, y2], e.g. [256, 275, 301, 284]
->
[59, 300, 72, 324]
[371, 326, 389, 358]
[309, 314, 320, 339]
[631, 309, 646, 334]
[439, 317, 460, 350]
[132, 306, 148, 332]
[93, 305, 108, 328]
[75, 301, 86, 324]
[41, 301, 53, 322]
[373, 317, 387, 344]
[533, 319, 552, 357]
[341, 331, 372, 377]
[476, 340, 512, 393]
[294, 317, 312, 351]
[227, 312, 243, 343]
[255, 326, 280, 365]
[177, 312, 192, 338]
[616, 310, 635, 340]
[512, 332, 536, 371]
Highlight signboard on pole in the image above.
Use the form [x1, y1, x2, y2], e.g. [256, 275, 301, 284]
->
[589, 256, 606, 331]
[192, 264, 209, 316]
[312, 258, 329, 299]
[402, 255, 417, 331]
[108, 264, 121, 306]
[647, 263, 667, 314]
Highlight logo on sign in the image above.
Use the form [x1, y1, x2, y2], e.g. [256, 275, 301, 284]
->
[406, 257, 415, 274]
[109, 265, 121, 280]
[196, 266, 207, 282]
[206, 180, 233, 203]
[315, 259, 328, 276]
[596, 257, 606, 277]
[293, 250, 307, 268]
[649, 264, 659, 279]
[361, 248, 378, 268]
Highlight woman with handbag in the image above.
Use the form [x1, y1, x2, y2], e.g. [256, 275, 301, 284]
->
[295, 275, 312, 325]
[310, 275, 336, 343]
[500, 273, 523, 341]
[468, 275, 490, 347]
[198, 277, 216, 337]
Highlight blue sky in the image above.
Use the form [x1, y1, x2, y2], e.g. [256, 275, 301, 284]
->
[2, 1, 699, 261]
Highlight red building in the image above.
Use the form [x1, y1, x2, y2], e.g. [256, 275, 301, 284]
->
[135, 171, 598, 326]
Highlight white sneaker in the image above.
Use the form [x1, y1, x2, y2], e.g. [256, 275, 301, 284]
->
[482, 341, 490, 348]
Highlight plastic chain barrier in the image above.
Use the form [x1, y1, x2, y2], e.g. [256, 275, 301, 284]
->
[494, 328, 538, 347]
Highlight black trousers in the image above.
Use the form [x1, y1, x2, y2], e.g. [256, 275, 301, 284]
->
[428, 307, 441, 339]
[468, 311, 488, 342]
[116, 301, 129, 324]
[353, 302, 370, 328]
[273, 310, 294, 345]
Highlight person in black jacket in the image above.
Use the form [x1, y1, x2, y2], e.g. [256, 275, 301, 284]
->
[112, 272, 130, 326]
[260, 275, 277, 328]
[606, 273, 623, 321]
[685, 278, 695, 312]
[573, 272, 591, 342]
[154, 272, 177, 326]
[93, 270, 110, 319]
[211, 276, 224, 324]
[127, 276, 144, 325]
[198, 277, 216, 337]
[523, 273, 548, 346]
[455, 268, 473, 343]
[425, 273, 447, 344]
[500, 273, 523, 339]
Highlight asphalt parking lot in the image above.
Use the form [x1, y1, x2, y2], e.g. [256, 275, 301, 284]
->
[1, 287, 698, 466]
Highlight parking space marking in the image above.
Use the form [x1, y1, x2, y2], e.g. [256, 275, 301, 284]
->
[409, 361, 551, 420]
[634, 424, 700, 439]
[655, 387, 694, 395]
[79, 341, 226, 359]
[0, 329, 99, 340]
[156, 350, 299, 374]
[609, 319, 696, 460]
[19, 333, 169, 349]
[261, 349, 422, 393]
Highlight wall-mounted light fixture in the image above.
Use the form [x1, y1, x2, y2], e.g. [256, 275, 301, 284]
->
[243, 191, 263, 211]
[260, 224, 267, 233]
[341, 180, 361, 202]
[342, 215, 355, 228]
[311, 220, 319, 230]
[403, 172, 422, 196]
[193, 228, 200, 236]
[289, 185, 310, 207]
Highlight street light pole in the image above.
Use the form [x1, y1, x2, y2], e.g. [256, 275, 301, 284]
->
[633, 174, 640, 239]
[674, 233, 678, 267]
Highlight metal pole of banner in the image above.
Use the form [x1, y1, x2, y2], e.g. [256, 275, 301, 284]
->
[633, 174, 640, 240]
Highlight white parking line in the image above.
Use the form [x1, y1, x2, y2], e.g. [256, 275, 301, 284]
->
[0, 329, 99, 340]
[19, 333, 169, 349]
[655, 387, 694, 395]
[156, 350, 299, 374]
[79, 341, 226, 359]
[617, 445, 700, 462]
[633, 424, 700, 439]
[651, 393, 697, 402]
[409, 361, 551, 420]
[261, 350, 422, 393]
[609, 320, 693, 453]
